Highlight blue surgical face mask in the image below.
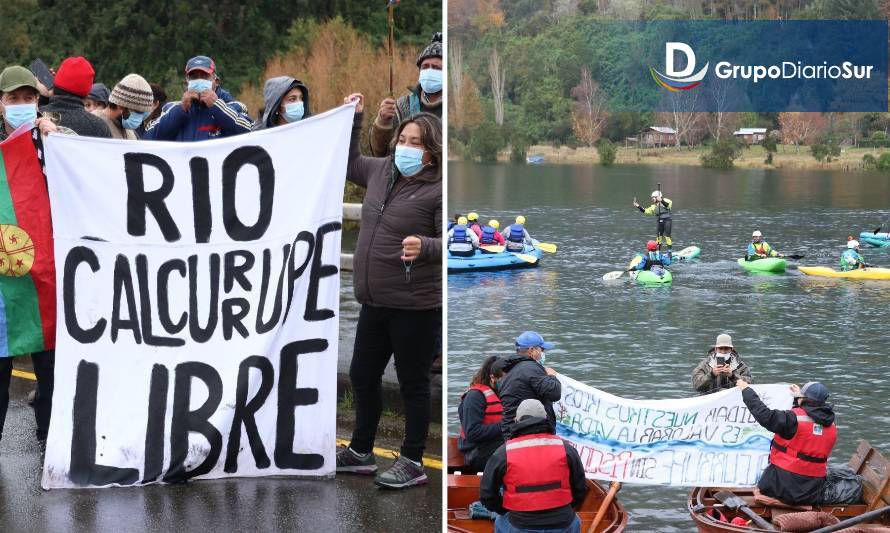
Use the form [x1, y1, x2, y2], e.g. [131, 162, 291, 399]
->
[418, 68, 443, 94]
[282, 101, 304, 123]
[122, 110, 148, 130]
[188, 79, 213, 93]
[539, 352, 547, 366]
[394, 145, 425, 177]
[3, 103, 37, 129]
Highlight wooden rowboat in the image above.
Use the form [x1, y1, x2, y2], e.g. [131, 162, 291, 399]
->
[447, 437, 628, 532]
[688, 440, 890, 532]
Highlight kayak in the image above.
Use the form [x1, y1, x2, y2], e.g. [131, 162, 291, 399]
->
[737, 257, 787, 273]
[798, 266, 890, 280]
[447, 245, 543, 273]
[630, 267, 673, 285]
[859, 231, 890, 241]
[862, 237, 890, 248]
[672, 245, 701, 262]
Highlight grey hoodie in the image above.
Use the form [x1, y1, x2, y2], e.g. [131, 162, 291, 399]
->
[253, 76, 311, 130]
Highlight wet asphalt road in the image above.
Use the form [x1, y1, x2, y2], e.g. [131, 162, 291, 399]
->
[0, 370, 442, 533]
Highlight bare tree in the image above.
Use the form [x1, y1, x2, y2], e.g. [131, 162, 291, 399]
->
[489, 47, 507, 126]
[657, 89, 704, 148]
[571, 67, 609, 146]
[706, 78, 739, 141]
[449, 40, 465, 130]
[779, 112, 827, 152]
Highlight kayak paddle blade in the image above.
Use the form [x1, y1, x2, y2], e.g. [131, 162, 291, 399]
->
[602, 270, 625, 280]
[480, 244, 505, 253]
[512, 252, 538, 264]
[786, 254, 805, 260]
[536, 242, 557, 253]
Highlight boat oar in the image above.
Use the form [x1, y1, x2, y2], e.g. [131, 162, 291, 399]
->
[713, 490, 775, 531]
[512, 252, 538, 264]
[533, 241, 558, 253]
[784, 254, 805, 260]
[480, 244, 505, 253]
[809, 504, 890, 533]
[602, 270, 628, 280]
[586, 481, 621, 533]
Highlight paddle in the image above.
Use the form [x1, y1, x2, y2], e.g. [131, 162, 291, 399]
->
[713, 490, 775, 531]
[534, 242, 558, 253]
[784, 254, 805, 260]
[809, 504, 890, 533]
[586, 481, 622, 533]
[603, 255, 642, 280]
[512, 252, 538, 264]
[480, 244, 505, 253]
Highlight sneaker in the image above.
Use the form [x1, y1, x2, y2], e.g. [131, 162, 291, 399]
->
[374, 455, 428, 489]
[336, 446, 377, 474]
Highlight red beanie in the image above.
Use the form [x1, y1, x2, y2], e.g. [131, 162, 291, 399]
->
[54, 56, 95, 97]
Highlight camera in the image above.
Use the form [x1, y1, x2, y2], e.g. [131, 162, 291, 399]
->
[716, 356, 728, 366]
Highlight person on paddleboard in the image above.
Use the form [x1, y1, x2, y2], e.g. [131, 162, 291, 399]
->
[746, 230, 785, 260]
[692, 334, 753, 395]
[632, 240, 671, 271]
[737, 380, 837, 505]
[633, 190, 673, 257]
[457, 356, 506, 471]
[501, 215, 533, 253]
[447, 216, 479, 257]
[478, 219, 506, 247]
[480, 399, 589, 533]
[840, 240, 869, 271]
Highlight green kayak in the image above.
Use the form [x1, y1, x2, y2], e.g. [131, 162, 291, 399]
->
[631, 268, 673, 285]
[737, 257, 787, 273]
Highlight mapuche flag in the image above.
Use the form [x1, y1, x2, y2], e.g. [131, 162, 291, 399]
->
[0, 126, 55, 357]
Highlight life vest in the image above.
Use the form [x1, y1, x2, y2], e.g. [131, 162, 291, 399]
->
[480, 225, 497, 245]
[653, 198, 672, 219]
[752, 242, 771, 257]
[769, 407, 837, 477]
[459, 385, 503, 443]
[647, 251, 664, 267]
[450, 224, 471, 244]
[503, 433, 572, 511]
[508, 224, 525, 243]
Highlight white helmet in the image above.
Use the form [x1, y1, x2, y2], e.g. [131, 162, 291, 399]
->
[848, 240, 860, 249]
[752, 230, 763, 238]
[650, 190, 662, 199]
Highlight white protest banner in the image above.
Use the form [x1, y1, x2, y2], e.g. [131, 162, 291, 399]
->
[41, 104, 355, 488]
[555, 373, 793, 487]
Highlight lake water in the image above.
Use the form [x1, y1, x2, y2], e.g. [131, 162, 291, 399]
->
[447, 161, 890, 531]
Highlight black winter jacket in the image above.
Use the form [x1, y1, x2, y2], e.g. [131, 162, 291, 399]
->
[480, 417, 588, 530]
[497, 355, 562, 440]
[40, 92, 111, 138]
[457, 387, 505, 469]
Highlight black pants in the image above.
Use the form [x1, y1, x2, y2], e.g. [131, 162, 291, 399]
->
[656, 218, 673, 247]
[0, 349, 55, 441]
[348, 305, 439, 462]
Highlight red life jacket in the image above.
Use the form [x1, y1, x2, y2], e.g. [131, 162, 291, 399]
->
[769, 407, 837, 477]
[459, 384, 503, 440]
[753, 242, 771, 257]
[503, 433, 572, 511]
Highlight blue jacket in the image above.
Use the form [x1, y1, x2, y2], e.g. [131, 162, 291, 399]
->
[143, 87, 252, 141]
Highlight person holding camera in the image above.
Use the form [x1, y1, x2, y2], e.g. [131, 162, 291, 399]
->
[692, 333, 752, 395]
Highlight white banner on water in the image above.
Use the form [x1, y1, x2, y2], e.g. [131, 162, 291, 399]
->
[555, 374, 793, 487]
[40, 104, 355, 488]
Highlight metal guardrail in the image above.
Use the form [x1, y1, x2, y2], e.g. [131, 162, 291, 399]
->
[341, 203, 360, 271]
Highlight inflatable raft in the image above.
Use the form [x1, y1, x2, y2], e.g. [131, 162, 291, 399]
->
[672, 245, 701, 262]
[859, 231, 890, 241]
[799, 266, 890, 280]
[862, 237, 890, 248]
[737, 257, 787, 273]
[447, 245, 542, 273]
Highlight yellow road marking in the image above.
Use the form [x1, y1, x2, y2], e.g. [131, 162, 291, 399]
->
[12, 369, 36, 380]
[336, 438, 442, 470]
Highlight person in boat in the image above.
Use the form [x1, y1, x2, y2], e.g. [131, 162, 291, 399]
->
[746, 230, 785, 260]
[633, 190, 673, 257]
[692, 334, 753, 395]
[501, 215, 533, 253]
[467, 211, 483, 237]
[840, 240, 869, 271]
[447, 213, 463, 231]
[479, 219, 506, 248]
[737, 380, 837, 505]
[458, 356, 506, 471]
[632, 240, 671, 271]
[497, 332, 561, 441]
[480, 399, 589, 533]
[447, 216, 479, 257]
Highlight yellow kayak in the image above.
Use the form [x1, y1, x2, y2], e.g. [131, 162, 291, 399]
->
[798, 266, 890, 280]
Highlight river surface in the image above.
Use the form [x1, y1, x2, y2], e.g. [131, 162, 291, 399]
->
[447, 161, 890, 532]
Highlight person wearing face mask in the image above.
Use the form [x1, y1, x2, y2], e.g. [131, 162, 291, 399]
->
[496, 332, 561, 441]
[692, 333, 753, 395]
[135, 83, 167, 139]
[253, 76, 311, 131]
[369, 32, 442, 156]
[92, 74, 154, 140]
[39, 56, 112, 138]
[335, 93, 441, 490]
[737, 379, 837, 505]
[458, 356, 506, 472]
[143, 55, 252, 141]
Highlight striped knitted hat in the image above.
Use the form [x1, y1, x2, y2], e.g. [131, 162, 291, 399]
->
[109, 73, 154, 113]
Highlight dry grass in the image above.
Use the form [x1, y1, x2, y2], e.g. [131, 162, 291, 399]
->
[514, 144, 890, 171]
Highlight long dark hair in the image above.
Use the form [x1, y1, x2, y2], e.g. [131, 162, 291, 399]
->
[470, 356, 500, 388]
[390, 112, 442, 171]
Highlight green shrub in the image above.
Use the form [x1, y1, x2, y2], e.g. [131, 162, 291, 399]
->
[701, 139, 742, 169]
[596, 139, 617, 166]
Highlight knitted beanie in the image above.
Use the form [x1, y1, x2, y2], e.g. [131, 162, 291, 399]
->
[54, 57, 95, 97]
[109, 74, 154, 113]
[416, 33, 443, 67]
